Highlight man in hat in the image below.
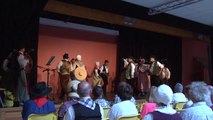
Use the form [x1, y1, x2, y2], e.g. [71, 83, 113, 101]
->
[22, 82, 56, 120]
[100, 60, 109, 96]
[65, 81, 104, 120]
[57, 53, 71, 100]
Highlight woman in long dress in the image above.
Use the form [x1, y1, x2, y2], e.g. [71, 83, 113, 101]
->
[137, 59, 149, 96]
[92, 61, 102, 87]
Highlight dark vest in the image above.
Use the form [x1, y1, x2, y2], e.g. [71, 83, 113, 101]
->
[151, 111, 182, 120]
[60, 60, 71, 74]
[73, 103, 101, 120]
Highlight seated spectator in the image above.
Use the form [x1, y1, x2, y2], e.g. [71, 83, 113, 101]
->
[206, 85, 213, 110]
[143, 84, 182, 120]
[173, 83, 188, 103]
[180, 81, 213, 120]
[141, 86, 157, 118]
[66, 81, 104, 120]
[22, 82, 56, 120]
[108, 82, 138, 120]
[58, 80, 80, 120]
[93, 86, 111, 108]
[183, 85, 193, 109]
[113, 91, 136, 105]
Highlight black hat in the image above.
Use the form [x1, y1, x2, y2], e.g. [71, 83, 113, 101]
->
[63, 53, 69, 59]
[31, 82, 52, 98]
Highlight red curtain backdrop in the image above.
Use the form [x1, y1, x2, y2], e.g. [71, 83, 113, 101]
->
[38, 25, 118, 94]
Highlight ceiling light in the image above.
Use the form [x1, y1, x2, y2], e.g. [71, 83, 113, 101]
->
[148, 0, 204, 15]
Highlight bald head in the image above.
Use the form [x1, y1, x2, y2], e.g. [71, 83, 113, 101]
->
[77, 81, 91, 97]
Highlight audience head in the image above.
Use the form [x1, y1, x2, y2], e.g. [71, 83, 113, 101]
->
[155, 84, 173, 105]
[77, 81, 92, 97]
[67, 80, 80, 100]
[117, 82, 133, 101]
[146, 86, 157, 102]
[209, 85, 213, 104]
[93, 86, 103, 99]
[174, 83, 183, 93]
[30, 82, 52, 99]
[63, 53, 69, 59]
[188, 81, 210, 103]
[76, 54, 82, 61]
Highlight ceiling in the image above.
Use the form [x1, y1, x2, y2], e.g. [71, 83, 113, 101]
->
[123, 0, 213, 26]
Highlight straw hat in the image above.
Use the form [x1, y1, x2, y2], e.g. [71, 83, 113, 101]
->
[74, 67, 87, 80]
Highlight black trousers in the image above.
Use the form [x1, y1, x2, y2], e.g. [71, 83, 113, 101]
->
[101, 74, 108, 96]
[150, 75, 161, 87]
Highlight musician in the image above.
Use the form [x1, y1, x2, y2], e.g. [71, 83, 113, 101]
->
[57, 53, 71, 100]
[15, 47, 30, 106]
[125, 57, 136, 88]
[149, 56, 164, 87]
[100, 60, 109, 96]
[73, 54, 87, 81]
[70, 58, 76, 80]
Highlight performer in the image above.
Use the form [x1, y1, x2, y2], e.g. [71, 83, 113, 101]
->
[15, 47, 30, 106]
[100, 60, 109, 96]
[159, 64, 171, 85]
[120, 58, 129, 81]
[149, 56, 164, 87]
[125, 57, 135, 88]
[92, 61, 102, 87]
[70, 58, 76, 80]
[73, 55, 87, 81]
[57, 53, 71, 100]
[137, 58, 150, 96]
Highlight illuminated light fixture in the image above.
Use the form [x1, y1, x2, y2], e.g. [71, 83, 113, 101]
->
[148, 0, 204, 15]
[123, 16, 138, 25]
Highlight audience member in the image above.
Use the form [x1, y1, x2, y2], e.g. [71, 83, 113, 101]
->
[143, 84, 182, 120]
[65, 81, 104, 120]
[22, 82, 56, 120]
[209, 85, 213, 110]
[113, 94, 136, 105]
[141, 86, 157, 118]
[180, 81, 213, 120]
[173, 83, 188, 103]
[93, 86, 111, 108]
[108, 82, 138, 120]
[58, 80, 80, 120]
[183, 85, 193, 109]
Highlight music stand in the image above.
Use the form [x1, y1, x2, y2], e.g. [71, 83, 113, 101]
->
[43, 56, 55, 87]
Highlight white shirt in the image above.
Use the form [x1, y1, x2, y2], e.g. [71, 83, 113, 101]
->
[130, 63, 135, 78]
[180, 102, 213, 120]
[65, 101, 104, 120]
[173, 93, 188, 103]
[108, 100, 138, 120]
[100, 65, 109, 74]
[2, 59, 9, 71]
[17, 52, 29, 69]
[150, 61, 164, 75]
[143, 105, 177, 120]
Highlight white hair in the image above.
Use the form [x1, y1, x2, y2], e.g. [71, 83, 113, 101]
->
[96, 61, 100, 67]
[76, 54, 82, 61]
[189, 81, 210, 102]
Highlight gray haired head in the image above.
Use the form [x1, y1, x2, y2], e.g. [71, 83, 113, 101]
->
[189, 81, 210, 103]
[174, 83, 183, 93]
